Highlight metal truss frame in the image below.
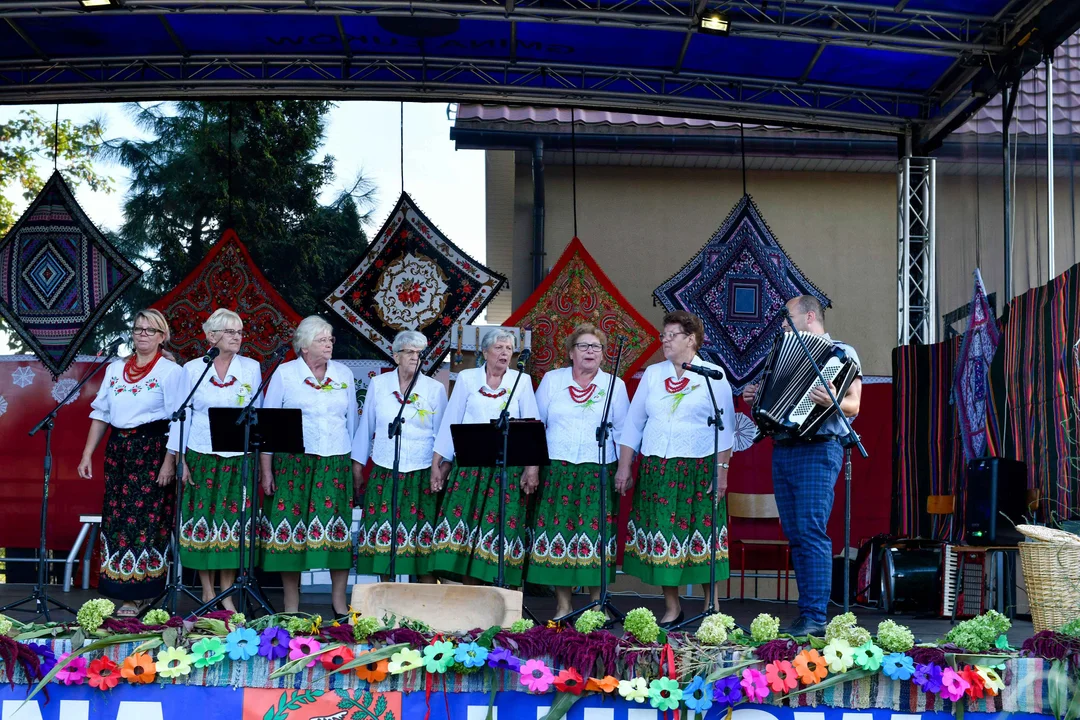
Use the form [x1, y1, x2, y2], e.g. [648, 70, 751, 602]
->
[897, 156, 937, 346]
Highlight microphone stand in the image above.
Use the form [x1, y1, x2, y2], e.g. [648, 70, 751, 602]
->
[494, 355, 529, 590]
[387, 349, 428, 580]
[673, 362, 725, 630]
[145, 351, 218, 615]
[779, 307, 868, 614]
[1, 340, 121, 621]
[554, 337, 626, 625]
[193, 348, 288, 617]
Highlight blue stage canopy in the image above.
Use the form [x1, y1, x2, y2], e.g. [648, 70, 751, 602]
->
[1, 1, 1078, 148]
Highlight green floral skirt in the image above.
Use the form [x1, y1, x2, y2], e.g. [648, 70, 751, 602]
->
[179, 450, 250, 570]
[258, 453, 353, 572]
[622, 455, 729, 586]
[526, 460, 617, 587]
[430, 465, 530, 586]
[356, 465, 438, 576]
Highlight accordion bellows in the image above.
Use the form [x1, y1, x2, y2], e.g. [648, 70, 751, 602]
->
[751, 331, 859, 438]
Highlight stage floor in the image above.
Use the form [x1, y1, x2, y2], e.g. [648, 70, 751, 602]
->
[0, 582, 1034, 644]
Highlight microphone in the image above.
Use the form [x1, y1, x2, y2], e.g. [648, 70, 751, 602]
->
[271, 344, 289, 360]
[203, 347, 221, 364]
[100, 334, 128, 357]
[682, 362, 725, 381]
[516, 347, 532, 370]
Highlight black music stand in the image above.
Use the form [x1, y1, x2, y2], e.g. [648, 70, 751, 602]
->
[192, 407, 304, 616]
[451, 420, 549, 589]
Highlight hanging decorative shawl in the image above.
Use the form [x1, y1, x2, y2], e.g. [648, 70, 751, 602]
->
[952, 269, 1000, 461]
[325, 192, 506, 374]
[0, 171, 141, 378]
[504, 237, 659, 386]
[653, 194, 830, 392]
[151, 228, 302, 369]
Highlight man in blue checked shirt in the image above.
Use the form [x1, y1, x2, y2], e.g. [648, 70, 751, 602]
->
[742, 295, 863, 637]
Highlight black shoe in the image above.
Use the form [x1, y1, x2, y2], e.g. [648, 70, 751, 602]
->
[660, 611, 685, 630]
[781, 616, 826, 638]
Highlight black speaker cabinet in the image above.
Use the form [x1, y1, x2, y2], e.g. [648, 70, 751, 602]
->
[965, 457, 1028, 545]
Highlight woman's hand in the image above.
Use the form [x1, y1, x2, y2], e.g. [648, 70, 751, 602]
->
[522, 466, 540, 495]
[182, 462, 195, 487]
[614, 465, 635, 495]
[155, 454, 176, 487]
[77, 454, 94, 480]
[430, 462, 448, 492]
[260, 467, 276, 496]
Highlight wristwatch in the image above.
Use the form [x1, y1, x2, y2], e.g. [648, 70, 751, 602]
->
[719, 462, 730, 470]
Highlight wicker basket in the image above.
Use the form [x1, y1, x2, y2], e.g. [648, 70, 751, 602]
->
[1018, 540, 1080, 632]
[1017, 524, 1080, 544]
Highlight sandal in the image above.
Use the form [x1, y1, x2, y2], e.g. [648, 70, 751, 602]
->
[116, 603, 140, 618]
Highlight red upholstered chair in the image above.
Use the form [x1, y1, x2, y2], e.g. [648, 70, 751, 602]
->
[726, 492, 791, 602]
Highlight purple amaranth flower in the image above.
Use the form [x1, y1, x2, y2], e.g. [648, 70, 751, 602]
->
[487, 647, 521, 673]
[258, 626, 291, 660]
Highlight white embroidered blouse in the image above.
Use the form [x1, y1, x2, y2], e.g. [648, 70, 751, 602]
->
[88, 356, 183, 430]
[261, 357, 358, 457]
[166, 354, 264, 457]
[351, 369, 448, 473]
[534, 366, 629, 465]
[432, 367, 539, 463]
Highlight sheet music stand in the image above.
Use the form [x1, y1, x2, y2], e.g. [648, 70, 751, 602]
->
[194, 407, 304, 616]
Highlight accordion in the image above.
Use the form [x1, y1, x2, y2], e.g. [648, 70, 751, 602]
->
[751, 331, 860, 438]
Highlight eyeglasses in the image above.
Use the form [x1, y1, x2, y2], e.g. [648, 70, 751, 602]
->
[219, 329, 244, 338]
[573, 343, 603, 352]
[660, 331, 689, 341]
[132, 327, 163, 336]
[314, 336, 336, 346]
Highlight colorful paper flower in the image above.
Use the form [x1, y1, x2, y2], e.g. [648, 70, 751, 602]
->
[683, 676, 713, 713]
[258, 626, 291, 660]
[822, 639, 855, 673]
[977, 666, 1005, 696]
[913, 663, 944, 694]
[713, 675, 742, 707]
[387, 647, 423, 674]
[648, 677, 683, 711]
[793, 649, 828, 685]
[852, 642, 884, 672]
[55, 653, 88, 686]
[586, 676, 620, 693]
[941, 667, 971, 701]
[961, 666, 985, 699]
[765, 660, 799, 693]
[191, 637, 227, 669]
[487, 647, 521, 673]
[87, 656, 121, 691]
[287, 637, 322, 668]
[120, 653, 156, 685]
[321, 646, 356, 672]
[27, 643, 56, 678]
[554, 668, 584, 695]
[156, 647, 193, 679]
[741, 668, 770, 702]
[454, 642, 488, 669]
[420, 641, 455, 674]
[882, 653, 915, 681]
[355, 655, 390, 682]
[223, 628, 260, 662]
[519, 659, 555, 693]
[618, 677, 649, 703]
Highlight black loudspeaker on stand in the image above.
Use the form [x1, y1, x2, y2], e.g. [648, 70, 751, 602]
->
[965, 457, 1028, 545]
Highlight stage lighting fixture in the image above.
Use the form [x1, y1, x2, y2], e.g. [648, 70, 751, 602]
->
[79, 0, 120, 8]
[699, 13, 730, 36]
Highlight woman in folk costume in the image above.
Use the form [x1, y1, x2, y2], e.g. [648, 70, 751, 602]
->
[259, 315, 357, 615]
[528, 323, 629, 619]
[78, 309, 183, 616]
[615, 310, 735, 627]
[429, 329, 540, 585]
[168, 308, 262, 611]
[353, 330, 447, 581]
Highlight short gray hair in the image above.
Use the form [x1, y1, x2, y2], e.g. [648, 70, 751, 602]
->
[293, 315, 334, 354]
[480, 328, 518, 354]
[203, 308, 243, 335]
[392, 330, 428, 354]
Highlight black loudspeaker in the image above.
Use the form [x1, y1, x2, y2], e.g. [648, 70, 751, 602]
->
[965, 457, 1028, 545]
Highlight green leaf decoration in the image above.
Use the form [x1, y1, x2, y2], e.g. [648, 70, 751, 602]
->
[162, 627, 179, 648]
[785, 668, 875, 700]
[539, 692, 585, 720]
[808, 635, 828, 650]
[269, 642, 344, 679]
[15, 627, 62, 641]
[1049, 659, 1069, 720]
[705, 658, 759, 683]
[487, 669, 497, 720]
[20, 632, 160, 708]
[69, 629, 85, 648]
[326, 642, 408, 678]
[476, 626, 501, 650]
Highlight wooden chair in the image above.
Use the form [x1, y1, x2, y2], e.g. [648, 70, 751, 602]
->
[927, 495, 955, 542]
[726, 493, 791, 602]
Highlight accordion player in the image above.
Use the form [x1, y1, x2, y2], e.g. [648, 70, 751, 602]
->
[750, 331, 860, 439]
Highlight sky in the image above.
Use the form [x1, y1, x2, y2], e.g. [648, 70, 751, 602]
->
[0, 100, 486, 259]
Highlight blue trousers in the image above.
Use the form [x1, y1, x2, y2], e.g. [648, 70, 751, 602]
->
[772, 440, 843, 624]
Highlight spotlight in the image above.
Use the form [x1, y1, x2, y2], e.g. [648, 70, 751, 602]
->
[699, 13, 730, 36]
[79, 0, 120, 8]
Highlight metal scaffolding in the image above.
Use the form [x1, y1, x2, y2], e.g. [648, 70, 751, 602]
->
[898, 156, 937, 345]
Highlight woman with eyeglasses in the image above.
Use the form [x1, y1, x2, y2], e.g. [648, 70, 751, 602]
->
[78, 309, 183, 617]
[352, 330, 447, 582]
[165, 308, 261, 611]
[527, 323, 629, 619]
[615, 310, 735, 628]
[259, 315, 357, 615]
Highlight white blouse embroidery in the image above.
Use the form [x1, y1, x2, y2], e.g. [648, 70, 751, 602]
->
[432, 367, 540, 462]
[89, 357, 182, 430]
[351, 369, 448, 473]
[261, 357, 358, 457]
[535, 366, 629, 465]
[620, 359, 735, 459]
[166, 354, 264, 457]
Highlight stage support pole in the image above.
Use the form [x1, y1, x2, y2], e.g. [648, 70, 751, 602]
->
[1003, 83, 1018, 303]
[531, 138, 546, 292]
[1046, 54, 1055, 282]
